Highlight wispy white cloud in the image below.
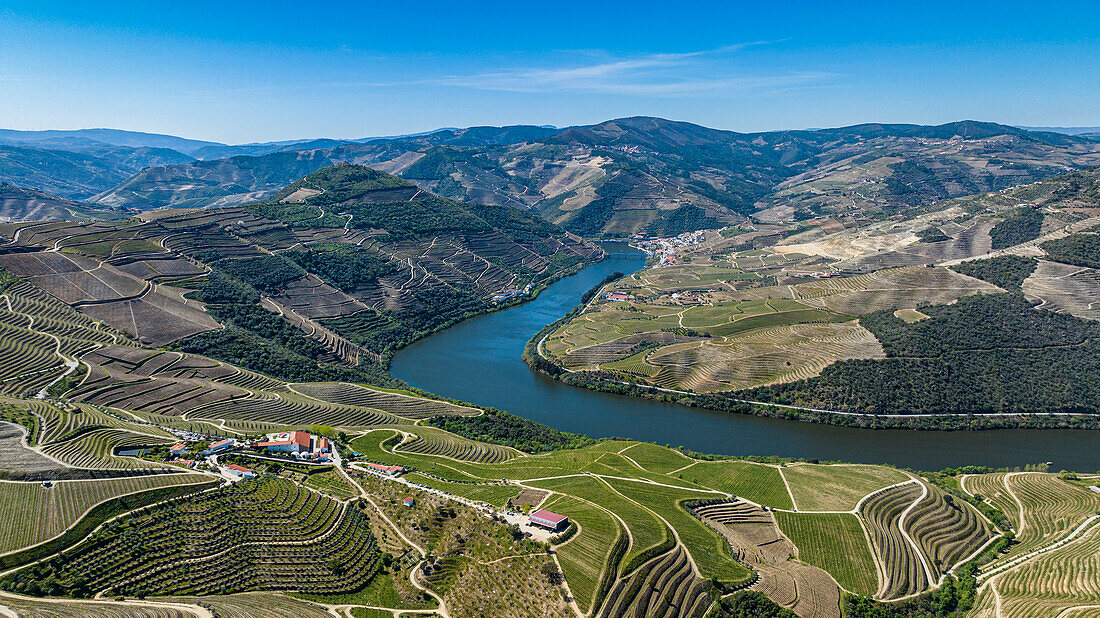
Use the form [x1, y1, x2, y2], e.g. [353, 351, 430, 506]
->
[419, 41, 833, 96]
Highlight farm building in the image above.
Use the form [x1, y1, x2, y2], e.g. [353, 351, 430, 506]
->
[403, 497, 415, 507]
[317, 437, 330, 453]
[529, 509, 569, 531]
[253, 431, 312, 454]
[225, 464, 256, 479]
[366, 463, 406, 476]
[203, 438, 235, 455]
[169, 443, 188, 456]
[604, 292, 632, 301]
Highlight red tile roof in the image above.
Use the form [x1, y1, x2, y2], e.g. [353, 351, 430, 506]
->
[226, 464, 252, 473]
[366, 463, 404, 474]
[530, 510, 568, 525]
[254, 431, 312, 449]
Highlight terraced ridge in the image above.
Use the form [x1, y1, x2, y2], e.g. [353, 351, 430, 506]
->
[395, 427, 518, 463]
[5, 477, 381, 597]
[596, 545, 713, 618]
[0, 595, 203, 617]
[189, 394, 403, 429]
[39, 427, 175, 469]
[903, 484, 993, 577]
[975, 522, 1100, 618]
[692, 499, 842, 617]
[0, 474, 210, 553]
[289, 382, 479, 419]
[974, 473, 1100, 565]
[858, 481, 930, 599]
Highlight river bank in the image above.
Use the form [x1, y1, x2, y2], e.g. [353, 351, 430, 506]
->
[391, 243, 1100, 470]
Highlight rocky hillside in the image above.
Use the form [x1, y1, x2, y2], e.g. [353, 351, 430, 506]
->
[36, 119, 1100, 235]
[0, 183, 126, 222]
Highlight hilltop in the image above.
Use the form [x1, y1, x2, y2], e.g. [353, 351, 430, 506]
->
[0, 163, 599, 366]
[0, 183, 126, 222]
[75, 118, 1100, 237]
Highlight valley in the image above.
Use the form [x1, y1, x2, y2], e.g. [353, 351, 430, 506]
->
[1, 122, 1099, 618]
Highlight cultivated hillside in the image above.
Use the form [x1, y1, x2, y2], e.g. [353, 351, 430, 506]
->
[0, 183, 126, 222]
[0, 164, 600, 365]
[0, 142, 194, 199]
[86, 119, 1100, 236]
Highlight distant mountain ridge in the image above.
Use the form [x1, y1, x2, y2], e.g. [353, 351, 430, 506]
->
[6, 118, 1100, 234]
[0, 183, 124, 222]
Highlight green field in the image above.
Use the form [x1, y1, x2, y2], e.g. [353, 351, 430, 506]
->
[677, 460, 794, 509]
[782, 464, 910, 511]
[775, 511, 878, 596]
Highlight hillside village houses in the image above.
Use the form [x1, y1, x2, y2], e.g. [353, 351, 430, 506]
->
[633, 229, 706, 267]
[252, 430, 332, 462]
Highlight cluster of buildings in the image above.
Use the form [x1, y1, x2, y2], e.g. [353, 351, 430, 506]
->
[491, 283, 534, 304]
[789, 271, 836, 279]
[633, 230, 707, 268]
[252, 431, 331, 462]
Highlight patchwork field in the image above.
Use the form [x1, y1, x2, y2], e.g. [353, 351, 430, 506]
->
[543, 255, 1002, 393]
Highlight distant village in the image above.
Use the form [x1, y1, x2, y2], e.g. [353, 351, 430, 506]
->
[631, 229, 706, 267]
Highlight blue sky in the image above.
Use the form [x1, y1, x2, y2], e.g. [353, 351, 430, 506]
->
[1, 1, 1097, 143]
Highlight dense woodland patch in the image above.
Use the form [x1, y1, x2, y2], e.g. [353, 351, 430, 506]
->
[744, 294, 1100, 415]
[1041, 230, 1100, 268]
[425, 409, 596, 453]
[950, 255, 1038, 291]
[989, 207, 1044, 249]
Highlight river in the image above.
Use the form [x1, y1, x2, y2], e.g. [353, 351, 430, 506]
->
[391, 243, 1100, 471]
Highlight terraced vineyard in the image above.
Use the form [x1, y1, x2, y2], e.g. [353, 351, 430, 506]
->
[974, 523, 1100, 618]
[394, 428, 519, 463]
[289, 382, 479, 419]
[39, 428, 174, 469]
[538, 493, 624, 615]
[677, 460, 794, 510]
[0, 474, 209, 553]
[3, 477, 381, 597]
[903, 484, 994, 576]
[541, 251, 1001, 394]
[191, 395, 402, 429]
[169, 593, 336, 618]
[773, 511, 878, 598]
[858, 481, 931, 599]
[967, 472, 1100, 562]
[782, 464, 911, 511]
[596, 545, 713, 618]
[0, 595, 206, 617]
[694, 500, 844, 616]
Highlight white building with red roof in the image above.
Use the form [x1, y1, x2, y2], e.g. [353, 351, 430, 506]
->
[225, 464, 256, 479]
[252, 430, 312, 454]
[529, 509, 569, 531]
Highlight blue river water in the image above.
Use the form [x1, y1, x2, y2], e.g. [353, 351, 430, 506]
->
[391, 243, 1099, 471]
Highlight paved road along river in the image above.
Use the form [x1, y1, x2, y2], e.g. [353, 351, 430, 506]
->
[392, 243, 1100, 471]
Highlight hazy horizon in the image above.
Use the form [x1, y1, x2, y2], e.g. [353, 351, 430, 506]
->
[1, 0, 1098, 143]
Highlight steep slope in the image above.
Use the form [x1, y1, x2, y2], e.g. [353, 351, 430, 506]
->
[0, 183, 126, 222]
[2, 164, 600, 366]
[0, 143, 194, 199]
[89, 118, 1100, 236]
